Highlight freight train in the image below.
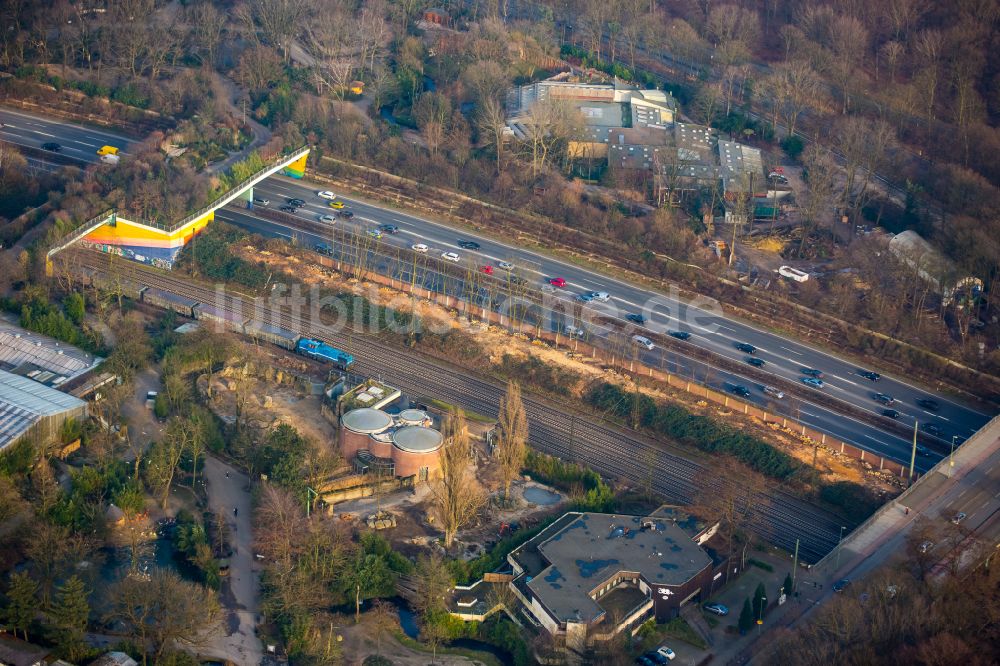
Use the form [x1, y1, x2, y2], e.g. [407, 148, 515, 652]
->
[131, 285, 354, 370]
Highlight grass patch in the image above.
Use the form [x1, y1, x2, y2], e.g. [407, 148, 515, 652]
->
[661, 616, 708, 650]
[393, 631, 503, 666]
[427, 398, 494, 424]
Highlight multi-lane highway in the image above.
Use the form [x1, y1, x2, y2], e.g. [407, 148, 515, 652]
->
[0, 107, 132, 164]
[213, 175, 993, 468]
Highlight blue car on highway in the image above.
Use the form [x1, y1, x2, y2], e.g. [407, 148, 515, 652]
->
[802, 377, 825, 388]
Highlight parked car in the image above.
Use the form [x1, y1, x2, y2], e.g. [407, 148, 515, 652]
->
[729, 385, 751, 397]
[317, 190, 336, 199]
[703, 602, 729, 616]
[882, 409, 900, 419]
[636, 656, 656, 666]
[441, 251, 460, 262]
[832, 579, 851, 593]
[656, 646, 676, 661]
[319, 214, 337, 223]
[41, 142, 62, 151]
[626, 313, 647, 325]
[763, 386, 784, 399]
[458, 240, 481, 250]
[746, 357, 766, 368]
[497, 261, 514, 270]
[951, 512, 966, 525]
[379, 224, 399, 234]
[646, 652, 670, 665]
[916, 398, 940, 411]
[412, 243, 429, 253]
[287, 198, 305, 207]
[801, 368, 824, 377]
[669, 331, 691, 340]
[802, 377, 825, 388]
[873, 393, 895, 405]
[735, 342, 757, 354]
[919, 540, 934, 553]
[632, 335, 655, 350]
[252, 196, 270, 206]
[859, 370, 881, 381]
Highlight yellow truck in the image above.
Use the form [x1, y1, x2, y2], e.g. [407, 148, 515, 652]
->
[97, 145, 119, 156]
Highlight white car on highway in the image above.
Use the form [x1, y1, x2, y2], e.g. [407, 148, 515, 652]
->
[317, 190, 336, 200]
[318, 214, 337, 223]
[412, 243, 429, 253]
[441, 251, 461, 262]
[632, 335, 655, 350]
[497, 261, 514, 271]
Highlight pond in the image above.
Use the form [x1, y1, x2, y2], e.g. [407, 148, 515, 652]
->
[523, 486, 562, 506]
[392, 600, 513, 664]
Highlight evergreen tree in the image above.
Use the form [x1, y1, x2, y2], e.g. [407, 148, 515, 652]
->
[3, 571, 38, 641]
[50, 575, 90, 662]
[783, 573, 794, 596]
[738, 597, 754, 634]
[753, 582, 768, 618]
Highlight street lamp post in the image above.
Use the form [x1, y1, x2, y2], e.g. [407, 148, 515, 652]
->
[834, 526, 846, 570]
[950, 435, 958, 468]
[908, 419, 919, 483]
[757, 596, 766, 635]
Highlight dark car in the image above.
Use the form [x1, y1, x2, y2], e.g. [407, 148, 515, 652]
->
[41, 142, 62, 152]
[746, 357, 766, 368]
[626, 313, 647, 325]
[801, 368, 824, 378]
[833, 579, 851, 593]
[729, 385, 751, 397]
[916, 398, 940, 411]
[703, 602, 729, 616]
[669, 331, 691, 340]
[287, 197, 306, 207]
[923, 423, 944, 437]
[313, 243, 332, 255]
[882, 409, 900, 419]
[636, 657, 656, 666]
[379, 224, 399, 234]
[458, 240, 481, 250]
[279, 205, 298, 213]
[338, 210, 355, 219]
[859, 370, 881, 381]
[873, 393, 895, 405]
[735, 342, 757, 354]
[646, 652, 670, 665]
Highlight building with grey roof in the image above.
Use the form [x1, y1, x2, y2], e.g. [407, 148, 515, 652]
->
[0, 369, 88, 452]
[0, 318, 102, 388]
[507, 511, 714, 649]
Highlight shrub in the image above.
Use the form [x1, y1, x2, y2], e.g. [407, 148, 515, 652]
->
[781, 135, 805, 160]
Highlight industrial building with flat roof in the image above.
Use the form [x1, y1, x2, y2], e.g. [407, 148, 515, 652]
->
[507, 511, 714, 649]
[0, 369, 88, 452]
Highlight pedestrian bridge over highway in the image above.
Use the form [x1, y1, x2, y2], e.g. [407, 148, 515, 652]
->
[47, 146, 310, 270]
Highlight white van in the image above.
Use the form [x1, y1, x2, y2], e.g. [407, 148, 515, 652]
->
[778, 266, 809, 282]
[632, 335, 655, 350]
[763, 386, 784, 399]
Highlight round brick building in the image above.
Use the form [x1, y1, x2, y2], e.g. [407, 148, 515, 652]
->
[391, 426, 444, 479]
[340, 408, 392, 459]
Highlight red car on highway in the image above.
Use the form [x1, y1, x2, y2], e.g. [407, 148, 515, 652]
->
[548, 277, 567, 288]
[480, 265, 494, 275]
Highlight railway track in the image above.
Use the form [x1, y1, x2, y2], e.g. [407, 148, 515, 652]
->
[69, 250, 843, 561]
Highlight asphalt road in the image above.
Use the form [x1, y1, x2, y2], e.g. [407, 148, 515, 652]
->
[0, 106, 132, 164]
[215, 175, 993, 468]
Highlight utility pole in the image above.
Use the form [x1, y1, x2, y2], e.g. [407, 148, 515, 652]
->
[791, 539, 800, 595]
[306, 486, 318, 518]
[908, 420, 919, 483]
[834, 525, 846, 570]
[950, 435, 957, 469]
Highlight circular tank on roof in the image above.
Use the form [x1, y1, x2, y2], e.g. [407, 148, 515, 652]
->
[341, 408, 392, 434]
[398, 409, 429, 426]
[392, 426, 443, 453]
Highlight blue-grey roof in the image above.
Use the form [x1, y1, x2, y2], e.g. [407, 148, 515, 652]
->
[526, 512, 712, 624]
[0, 319, 102, 385]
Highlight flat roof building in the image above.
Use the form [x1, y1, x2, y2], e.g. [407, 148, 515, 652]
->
[0, 319, 102, 388]
[0, 369, 88, 452]
[507, 511, 714, 650]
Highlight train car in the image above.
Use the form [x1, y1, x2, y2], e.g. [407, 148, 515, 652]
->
[193, 304, 250, 333]
[140, 288, 199, 318]
[244, 320, 301, 350]
[296, 338, 354, 369]
[85, 270, 144, 301]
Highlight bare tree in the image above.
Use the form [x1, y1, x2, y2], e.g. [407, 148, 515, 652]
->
[776, 61, 820, 137]
[431, 411, 487, 549]
[798, 144, 839, 256]
[495, 381, 528, 506]
[237, 0, 312, 61]
[694, 461, 770, 581]
[477, 96, 509, 175]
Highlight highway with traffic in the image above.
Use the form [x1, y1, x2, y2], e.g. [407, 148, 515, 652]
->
[213, 175, 993, 470]
[0, 106, 132, 164]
